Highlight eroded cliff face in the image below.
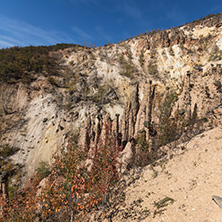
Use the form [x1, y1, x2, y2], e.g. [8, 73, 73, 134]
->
[0, 14, 222, 177]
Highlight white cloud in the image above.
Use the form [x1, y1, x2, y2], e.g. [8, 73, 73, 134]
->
[0, 35, 27, 46]
[95, 26, 113, 43]
[69, 0, 99, 5]
[166, 7, 186, 27]
[115, 0, 143, 21]
[0, 40, 14, 48]
[0, 16, 75, 48]
[71, 26, 94, 41]
[123, 3, 142, 20]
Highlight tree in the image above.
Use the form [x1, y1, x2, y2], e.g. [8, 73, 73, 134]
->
[4, 124, 121, 221]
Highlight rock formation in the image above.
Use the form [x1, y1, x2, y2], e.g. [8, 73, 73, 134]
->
[0, 13, 222, 222]
[0, 13, 221, 187]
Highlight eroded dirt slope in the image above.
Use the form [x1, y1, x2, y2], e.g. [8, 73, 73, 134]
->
[112, 126, 222, 222]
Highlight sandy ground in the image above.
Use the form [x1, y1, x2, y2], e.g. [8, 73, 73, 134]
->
[121, 126, 222, 222]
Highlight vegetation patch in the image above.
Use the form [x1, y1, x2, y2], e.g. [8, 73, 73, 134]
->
[208, 46, 222, 61]
[0, 144, 22, 199]
[92, 83, 110, 103]
[0, 44, 77, 84]
[214, 80, 222, 91]
[3, 125, 122, 221]
[169, 46, 174, 56]
[153, 197, 175, 218]
[120, 61, 134, 78]
[154, 196, 175, 209]
[157, 90, 179, 146]
[134, 130, 157, 167]
[139, 52, 144, 65]
[0, 144, 19, 158]
[36, 161, 51, 180]
[148, 62, 158, 76]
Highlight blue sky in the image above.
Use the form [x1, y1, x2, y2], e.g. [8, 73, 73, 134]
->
[0, 0, 221, 48]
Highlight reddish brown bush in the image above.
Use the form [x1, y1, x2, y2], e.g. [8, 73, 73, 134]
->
[3, 124, 121, 221]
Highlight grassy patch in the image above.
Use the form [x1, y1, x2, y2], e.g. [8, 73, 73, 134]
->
[36, 161, 51, 179]
[0, 44, 77, 83]
[92, 83, 110, 103]
[120, 61, 134, 78]
[148, 63, 158, 76]
[154, 197, 175, 209]
[153, 196, 175, 218]
[0, 144, 19, 158]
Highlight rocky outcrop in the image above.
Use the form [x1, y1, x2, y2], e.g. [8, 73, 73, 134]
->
[0, 14, 221, 180]
[77, 63, 222, 172]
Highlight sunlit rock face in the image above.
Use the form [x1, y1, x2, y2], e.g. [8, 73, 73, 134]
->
[0, 14, 222, 176]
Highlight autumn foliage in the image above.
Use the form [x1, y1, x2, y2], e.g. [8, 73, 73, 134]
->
[2, 123, 121, 221]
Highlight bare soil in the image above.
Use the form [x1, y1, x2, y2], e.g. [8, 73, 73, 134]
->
[114, 126, 222, 221]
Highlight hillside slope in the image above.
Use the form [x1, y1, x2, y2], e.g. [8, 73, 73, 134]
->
[111, 126, 222, 221]
[0, 14, 221, 177]
[0, 13, 222, 221]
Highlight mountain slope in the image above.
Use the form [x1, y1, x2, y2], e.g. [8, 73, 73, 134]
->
[111, 126, 222, 221]
[0, 14, 221, 176]
[0, 13, 222, 221]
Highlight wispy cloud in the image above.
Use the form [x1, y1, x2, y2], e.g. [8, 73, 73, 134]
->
[207, 4, 222, 14]
[115, 0, 143, 20]
[0, 34, 28, 46]
[122, 3, 142, 20]
[114, 0, 147, 32]
[71, 26, 94, 42]
[166, 7, 186, 27]
[0, 16, 75, 48]
[68, 0, 99, 5]
[95, 26, 113, 43]
[0, 40, 14, 48]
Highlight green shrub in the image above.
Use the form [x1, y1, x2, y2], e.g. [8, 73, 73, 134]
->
[48, 76, 59, 86]
[137, 132, 148, 151]
[148, 63, 158, 75]
[214, 80, 222, 90]
[69, 60, 74, 66]
[208, 47, 222, 61]
[158, 90, 178, 146]
[66, 101, 73, 111]
[4, 126, 121, 221]
[154, 197, 175, 209]
[36, 161, 51, 179]
[0, 144, 19, 158]
[93, 84, 107, 103]
[122, 62, 133, 78]
[169, 46, 174, 56]
[134, 131, 156, 167]
[0, 44, 77, 84]
[201, 117, 208, 123]
[139, 52, 144, 65]
[153, 197, 175, 218]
